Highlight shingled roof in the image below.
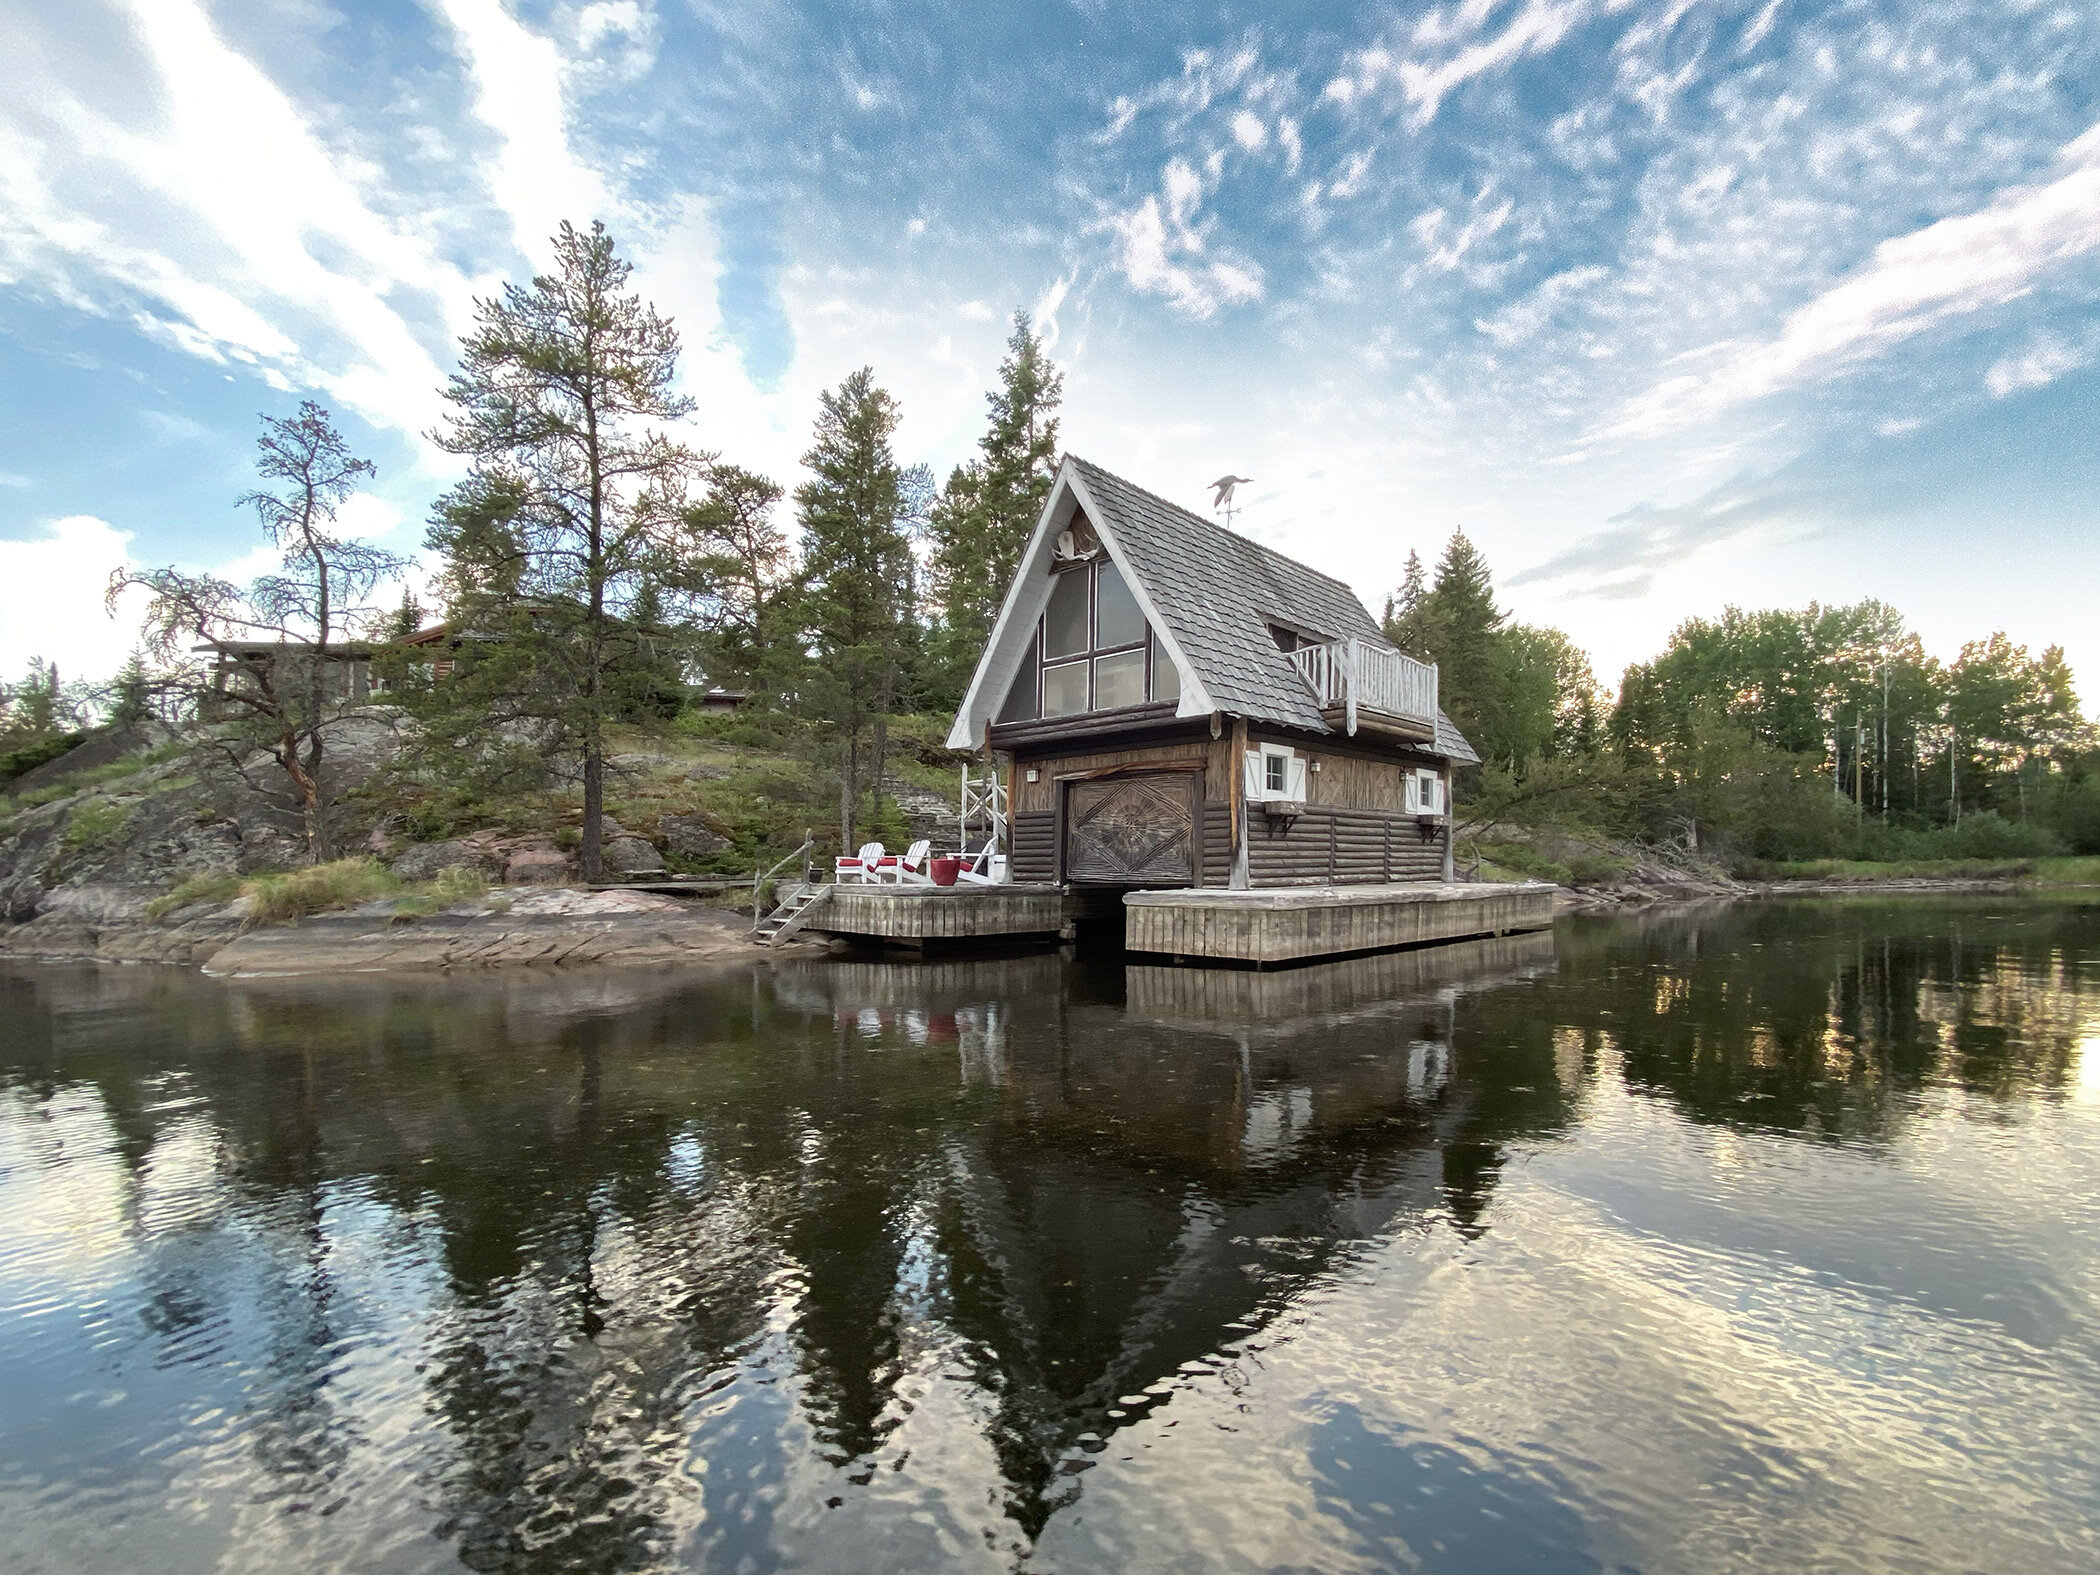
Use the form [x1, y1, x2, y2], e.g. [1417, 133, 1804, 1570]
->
[1066, 458, 1480, 763]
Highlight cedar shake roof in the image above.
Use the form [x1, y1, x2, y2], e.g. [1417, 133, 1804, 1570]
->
[1065, 458, 1481, 764]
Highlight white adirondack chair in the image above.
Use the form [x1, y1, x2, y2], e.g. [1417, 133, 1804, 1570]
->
[836, 841, 884, 883]
[875, 839, 933, 883]
[953, 838, 1000, 885]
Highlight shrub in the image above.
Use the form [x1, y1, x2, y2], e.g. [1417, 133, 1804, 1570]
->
[0, 731, 86, 787]
[1934, 811, 2066, 860]
[60, 798, 133, 852]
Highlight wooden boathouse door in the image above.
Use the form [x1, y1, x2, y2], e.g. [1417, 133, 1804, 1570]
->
[1063, 771, 1197, 885]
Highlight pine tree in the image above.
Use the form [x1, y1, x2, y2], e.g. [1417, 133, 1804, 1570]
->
[1382, 549, 1430, 659]
[427, 221, 704, 881]
[672, 463, 794, 697]
[924, 312, 1063, 705]
[796, 368, 914, 850]
[1418, 530, 1505, 752]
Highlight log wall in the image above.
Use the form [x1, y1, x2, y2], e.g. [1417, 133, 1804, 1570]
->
[1011, 811, 1057, 884]
[1245, 806, 1447, 886]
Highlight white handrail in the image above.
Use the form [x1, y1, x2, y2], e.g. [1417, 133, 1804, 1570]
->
[1289, 641, 1437, 734]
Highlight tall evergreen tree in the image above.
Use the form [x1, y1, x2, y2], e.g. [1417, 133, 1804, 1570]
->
[672, 463, 794, 698]
[1381, 549, 1430, 659]
[427, 221, 704, 881]
[924, 312, 1063, 705]
[796, 367, 914, 850]
[1417, 530, 1505, 750]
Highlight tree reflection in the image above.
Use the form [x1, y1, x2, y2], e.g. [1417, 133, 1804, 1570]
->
[2, 895, 2094, 1566]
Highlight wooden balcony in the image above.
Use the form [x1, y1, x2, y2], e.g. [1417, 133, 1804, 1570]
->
[1289, 638, 1438, 741]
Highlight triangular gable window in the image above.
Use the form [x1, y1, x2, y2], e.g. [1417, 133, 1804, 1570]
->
[998, 548, 1181, 723]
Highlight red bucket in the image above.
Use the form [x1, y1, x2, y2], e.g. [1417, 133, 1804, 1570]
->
[929, 855, 962, 887]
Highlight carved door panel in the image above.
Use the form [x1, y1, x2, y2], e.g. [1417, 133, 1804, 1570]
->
[1065, 773, 1195, 885]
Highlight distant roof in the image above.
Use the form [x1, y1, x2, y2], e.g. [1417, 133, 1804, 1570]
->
[1064, 458, 1480, 763]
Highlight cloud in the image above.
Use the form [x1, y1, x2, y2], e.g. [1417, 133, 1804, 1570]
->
[1475, 264, 1606, 346]
[1328, 1, 1596, 124]
[1508, 470, 1823, 592]
[1605, 120, 2100, 438]
[1985, 329, 2097, 398]
[433, 0, 617, 262]
[0, 515, 145, 683]
[0, 0, 473, 452]
[1098, 157, 1264, 317]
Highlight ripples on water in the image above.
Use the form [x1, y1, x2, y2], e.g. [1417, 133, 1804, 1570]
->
[1, 897, 2097, 1573]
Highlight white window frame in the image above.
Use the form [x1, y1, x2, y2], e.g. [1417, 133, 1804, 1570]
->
[1245, 744, 1306, 803]
[1405, 767, 1445, 815]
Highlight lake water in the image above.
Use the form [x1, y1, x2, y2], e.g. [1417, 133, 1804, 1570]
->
[3, 897, 2098, 1573]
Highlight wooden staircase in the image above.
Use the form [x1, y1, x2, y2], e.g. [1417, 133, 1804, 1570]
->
[756, 881, 833, 946]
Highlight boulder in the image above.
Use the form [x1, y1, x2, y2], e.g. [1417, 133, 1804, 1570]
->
[390, 839, 500, 881]
[603, 834, 667, 877]
[657, 813, 729, 859]
[505, 846, 574, 885]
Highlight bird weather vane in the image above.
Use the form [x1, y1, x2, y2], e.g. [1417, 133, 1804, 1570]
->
[1209, 473, 1253, 528]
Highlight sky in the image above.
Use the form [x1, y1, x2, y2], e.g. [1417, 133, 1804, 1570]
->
[2, 0, 2097, 696]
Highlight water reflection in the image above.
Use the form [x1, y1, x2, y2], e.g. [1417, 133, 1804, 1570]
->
[2, 896, 2097, 1572]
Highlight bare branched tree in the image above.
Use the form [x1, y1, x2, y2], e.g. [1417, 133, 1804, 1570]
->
[112, 403, 409, 861]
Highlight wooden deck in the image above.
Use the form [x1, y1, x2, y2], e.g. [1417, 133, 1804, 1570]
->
[1122, 881, 1556, 966]
[809, 883, 1068, 946]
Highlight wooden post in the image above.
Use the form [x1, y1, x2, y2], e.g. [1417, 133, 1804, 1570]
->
[1344, 637, 1359, 737]
[1229, 715, 1248, 889]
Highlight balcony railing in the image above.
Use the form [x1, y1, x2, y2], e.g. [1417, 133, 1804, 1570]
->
[1289, 638, 1438, 738]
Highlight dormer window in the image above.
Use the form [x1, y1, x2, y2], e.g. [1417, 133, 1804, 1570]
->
[998, 554, 1181, 722]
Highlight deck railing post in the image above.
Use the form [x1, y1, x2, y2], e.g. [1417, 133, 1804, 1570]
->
[1344, 637, 1359, 737]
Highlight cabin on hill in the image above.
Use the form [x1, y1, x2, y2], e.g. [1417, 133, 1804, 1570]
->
[947, 456, 1481, 892]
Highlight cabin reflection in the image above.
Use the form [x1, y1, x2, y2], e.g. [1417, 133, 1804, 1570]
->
[28, 902, 2098, 1564]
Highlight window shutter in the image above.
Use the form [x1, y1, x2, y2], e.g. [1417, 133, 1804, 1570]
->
[1243, 749, 1265, 801]
[1404, 774, 1419, 814]
[1287, 756, 1307, 801]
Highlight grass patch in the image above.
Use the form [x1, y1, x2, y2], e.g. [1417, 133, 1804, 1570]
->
[391, 865, 490, 916]
[144, 870, 244, 920]
[240, 858, 405, 922]
[1744, 856, 2100, 886]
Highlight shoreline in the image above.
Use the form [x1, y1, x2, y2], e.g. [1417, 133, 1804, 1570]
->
[6, 874, 2096, 977]
[0, 888, 800, 976]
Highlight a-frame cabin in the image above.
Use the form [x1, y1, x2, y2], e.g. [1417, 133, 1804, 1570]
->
[948, 457, 1482, 893]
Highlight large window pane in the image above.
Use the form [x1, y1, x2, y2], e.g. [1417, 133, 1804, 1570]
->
[998, 632, 1038, 722]
[1094, 559, 1145, 648]
[1041, 660, 1089, 717]
[1151, 633, 1181, 705]
[1094, 648, 1145, 710]
[1043, 569, 1090, 658]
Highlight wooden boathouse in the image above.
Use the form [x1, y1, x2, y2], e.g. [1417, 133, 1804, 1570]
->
[790, 455, 1553, 961]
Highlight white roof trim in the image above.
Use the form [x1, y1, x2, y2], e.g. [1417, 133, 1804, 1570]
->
[945, 458, 1213, 748]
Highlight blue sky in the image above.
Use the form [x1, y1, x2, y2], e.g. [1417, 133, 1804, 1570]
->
[3, 0, 2097, 694]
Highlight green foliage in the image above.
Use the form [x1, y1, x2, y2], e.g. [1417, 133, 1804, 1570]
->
[794, 367, 918, 849]
[427, 219, 705, 882]
[61, 798, 133, 852]
[670, 463, 796, 698]
[0, 730, 87, 788]
[923, 312, 1064, 708]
